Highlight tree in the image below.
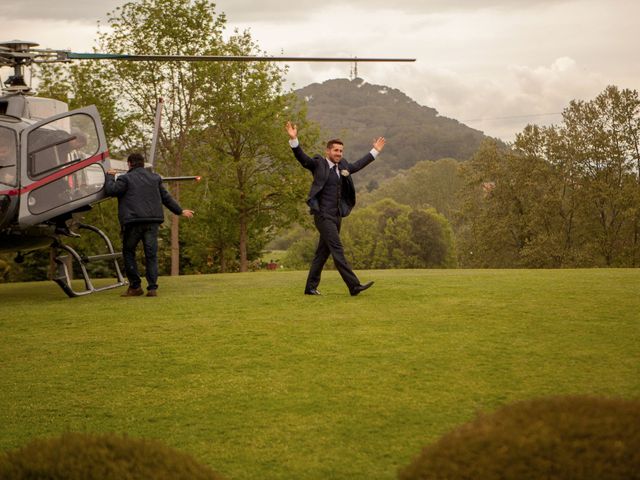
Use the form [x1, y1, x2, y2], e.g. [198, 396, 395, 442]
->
[457, 85, 640, 267]
[97, 0, 228, 275]
[361, 157, 464, 220]
[456, 140, 527, 267]
[561, 86, 640, 265]
[340, 198, 457, 269]
[512, 125, 587, 267]
[36, 62, 131, 148]
[193, 30, 316, 271]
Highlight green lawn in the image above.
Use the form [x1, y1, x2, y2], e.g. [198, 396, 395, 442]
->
[1, 269, 639, 479]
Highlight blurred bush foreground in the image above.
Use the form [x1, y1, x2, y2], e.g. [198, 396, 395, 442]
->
[2, 396, 638, 479]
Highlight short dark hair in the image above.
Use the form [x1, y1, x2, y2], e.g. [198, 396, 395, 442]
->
[127, 152, 145, 168]
[326, 139, 344, 149]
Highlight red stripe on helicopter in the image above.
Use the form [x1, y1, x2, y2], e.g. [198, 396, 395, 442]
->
[0, 151, 110, 197]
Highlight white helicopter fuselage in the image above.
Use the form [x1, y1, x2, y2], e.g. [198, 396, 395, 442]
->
[0, 93, 115, 253]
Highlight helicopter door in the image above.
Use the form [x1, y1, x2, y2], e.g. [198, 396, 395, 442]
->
[18, 106, 109, 226]
[0, 126, 19, 229]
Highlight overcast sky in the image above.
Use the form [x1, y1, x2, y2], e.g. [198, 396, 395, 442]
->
[2, 0, 638, 141]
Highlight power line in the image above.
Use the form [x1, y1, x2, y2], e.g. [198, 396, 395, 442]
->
[463, 112, 562, 123]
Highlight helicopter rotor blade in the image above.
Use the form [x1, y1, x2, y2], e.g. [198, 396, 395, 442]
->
[65, 52, 416, 62]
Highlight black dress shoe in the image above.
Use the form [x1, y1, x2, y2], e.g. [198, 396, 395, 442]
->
[350, 281, 374, 296]
[304, 288, 322, 295]
[55, 226, 81, 238]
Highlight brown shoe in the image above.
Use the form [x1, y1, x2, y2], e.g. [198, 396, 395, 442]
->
[121, 286, 144, 297]
[146, 290, 158, 297]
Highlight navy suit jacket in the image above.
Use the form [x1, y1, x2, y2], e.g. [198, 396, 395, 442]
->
[291, 145, 375, 217]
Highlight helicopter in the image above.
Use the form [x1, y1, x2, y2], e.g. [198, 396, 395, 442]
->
[0, 39, 415, 297]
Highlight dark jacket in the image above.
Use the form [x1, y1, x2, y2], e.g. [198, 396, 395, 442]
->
[104, 166, 182, 225]
[292, 145, 375, 217]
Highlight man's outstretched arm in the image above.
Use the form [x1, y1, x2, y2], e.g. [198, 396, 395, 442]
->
[159, 183, 194, 218]
[349, 136, 386, 173]
[285, 121, 315, 171]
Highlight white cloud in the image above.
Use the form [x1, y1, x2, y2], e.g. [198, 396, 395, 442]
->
[417, 57, 606, 140]
[2, 0, 570, 22]
[0, 18, 103, 51]
[1, 0, 122, 21]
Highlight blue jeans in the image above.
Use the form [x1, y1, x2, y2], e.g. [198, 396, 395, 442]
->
[122, 223, 160, 291]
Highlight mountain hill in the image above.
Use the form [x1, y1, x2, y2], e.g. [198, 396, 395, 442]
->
[295, 77, 488, 186]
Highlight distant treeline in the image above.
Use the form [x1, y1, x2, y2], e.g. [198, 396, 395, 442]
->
[457, 85, 639, 267]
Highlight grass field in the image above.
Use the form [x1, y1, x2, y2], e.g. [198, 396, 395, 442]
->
[1, 269, 639, 479]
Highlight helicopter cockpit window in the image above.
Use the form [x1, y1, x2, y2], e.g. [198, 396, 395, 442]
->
[26, 113, 104, 215]
[0, 127, 17, 186]
[27, 113, 100, 179]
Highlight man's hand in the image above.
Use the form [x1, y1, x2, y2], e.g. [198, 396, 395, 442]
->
[181, 209, 194, 218]
[285, 121, 298, 140]
[106, 169, 117, 175]
[372, 137, 386, 153]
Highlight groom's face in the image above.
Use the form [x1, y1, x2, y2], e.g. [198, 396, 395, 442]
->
[326, 143, 343, 164]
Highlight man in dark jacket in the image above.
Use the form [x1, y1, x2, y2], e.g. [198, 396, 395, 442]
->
[285, 121, 385, 296]
[105, 153, 194, 297]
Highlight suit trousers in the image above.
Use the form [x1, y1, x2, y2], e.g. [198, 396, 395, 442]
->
[306, 213, 360, 291]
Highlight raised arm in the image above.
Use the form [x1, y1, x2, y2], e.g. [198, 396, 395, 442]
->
[285, 121, 298, 140]
[348, 137, 386, 174]
[286, 121, 316, 171]
[373, 137, 386, 153]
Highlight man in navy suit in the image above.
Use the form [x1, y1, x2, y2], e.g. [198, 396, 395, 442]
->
[286, 121, 385, 296]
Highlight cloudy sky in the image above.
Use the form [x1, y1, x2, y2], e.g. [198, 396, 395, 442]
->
[2, 0, 638, 140]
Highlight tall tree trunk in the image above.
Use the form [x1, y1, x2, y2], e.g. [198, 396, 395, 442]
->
[237, 167, 248, 272]
[171, 214, 180, 275]
[170, 171, 181, 276]
[239, 213, 248, 272]
[220, 246, 226, 273]
[633, 216, 639, 267]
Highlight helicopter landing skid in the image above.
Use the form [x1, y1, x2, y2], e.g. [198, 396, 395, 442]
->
[52, 223, 127, 297]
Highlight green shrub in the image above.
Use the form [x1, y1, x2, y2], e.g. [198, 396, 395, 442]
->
[0, 432, 225, 480]
[399, 396, 640, 480]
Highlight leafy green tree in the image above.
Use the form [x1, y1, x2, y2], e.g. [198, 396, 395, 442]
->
[406, 208, 457, 268]
[36, 62, 131, 148]
[193, 30, 317, 271]
[341, 198, 457, 269]
[512, 124, 593, 267]
[456, 140, 527, 267]
[180, 171, 240, 273]
[361, 157, 464, 220]
[282, 235, 316, 270]
[457, 85, 640, 267]
[560, 86, 640, 265]
[97, 0, 228, 275]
